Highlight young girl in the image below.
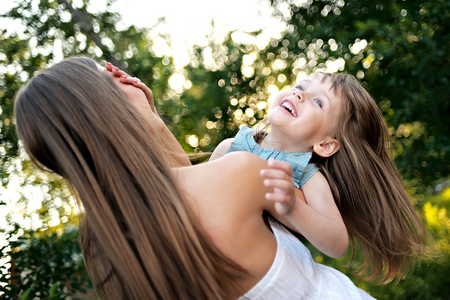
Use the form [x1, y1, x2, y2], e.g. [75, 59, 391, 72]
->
[211, 72, 428, 283]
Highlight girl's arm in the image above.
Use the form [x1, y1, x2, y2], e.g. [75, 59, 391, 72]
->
[209, 138, 234, 161]
[261, 159, 348, 258]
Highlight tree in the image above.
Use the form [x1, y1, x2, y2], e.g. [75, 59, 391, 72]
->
[0, 0, 176, 219]
[1, 0, 449, 298]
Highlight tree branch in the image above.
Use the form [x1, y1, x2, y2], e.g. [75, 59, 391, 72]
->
[57, 0, 127, 71]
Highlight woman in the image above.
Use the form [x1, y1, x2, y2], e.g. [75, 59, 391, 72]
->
[15, 56, 378, 299]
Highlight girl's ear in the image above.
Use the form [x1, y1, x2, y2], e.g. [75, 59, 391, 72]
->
[313, 138, 340, 157]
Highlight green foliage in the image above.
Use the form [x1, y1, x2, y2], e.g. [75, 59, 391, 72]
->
[0, 221, 94, 299]
[0, 0, 449, 299]
[170, 35, 269, 152]
[306, 187, 450, 299]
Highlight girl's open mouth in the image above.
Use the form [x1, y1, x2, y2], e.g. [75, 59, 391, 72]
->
[280, 100, 297, 117]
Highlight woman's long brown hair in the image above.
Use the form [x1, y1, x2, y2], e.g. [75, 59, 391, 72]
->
[14, 57, 242, 299]
[256, 73, 429, 283]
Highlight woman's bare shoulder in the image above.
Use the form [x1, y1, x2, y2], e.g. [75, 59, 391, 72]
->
[212, 152, 270, 207]
[216, 151, 268, 171]
[182, 151, 271, 215]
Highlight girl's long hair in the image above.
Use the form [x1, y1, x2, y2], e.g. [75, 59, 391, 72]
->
[315, 73, 428, 283]
[14, 57, 242, 299]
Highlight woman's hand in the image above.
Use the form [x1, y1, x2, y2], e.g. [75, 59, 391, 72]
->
[260, 159, 298, 216]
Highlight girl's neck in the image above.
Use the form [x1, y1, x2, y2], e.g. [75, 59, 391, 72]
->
[259, 131, 311, 153]
[259, 132, 292, 152]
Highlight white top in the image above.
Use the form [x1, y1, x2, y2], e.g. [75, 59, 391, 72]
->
[239, 220, 376, 300]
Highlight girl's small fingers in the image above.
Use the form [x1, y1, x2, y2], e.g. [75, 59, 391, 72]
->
[106, 63, 130, 77]
[263, 179, 292, 191]
[260, 168, 282, 176]
[105, 62, 113, 71]
[267, 159, 293, 175]
[265, 193, 290, 203]
[131, 80, 154, 104]
[260, 169, 291, 181]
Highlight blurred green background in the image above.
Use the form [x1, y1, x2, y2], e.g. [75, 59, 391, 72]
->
[0, 0, 449, 298]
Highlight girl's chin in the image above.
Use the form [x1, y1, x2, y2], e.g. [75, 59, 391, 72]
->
[269, 109, 295, 123]
[267, 116, 287, 129]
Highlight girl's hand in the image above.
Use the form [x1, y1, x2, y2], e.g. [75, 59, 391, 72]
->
[105, 63, 164, 128]
[104, 62, 191, 167]
[105, 63, 159, 113]
[260, 159, 298, 216]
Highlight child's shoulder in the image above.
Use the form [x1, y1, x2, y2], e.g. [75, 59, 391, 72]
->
[210, 138, 235, 160]
[217, 138, 235, 151]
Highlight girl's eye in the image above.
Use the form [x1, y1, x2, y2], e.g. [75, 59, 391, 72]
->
[314, 99, 323, 108]
[295, 84, 303, 91]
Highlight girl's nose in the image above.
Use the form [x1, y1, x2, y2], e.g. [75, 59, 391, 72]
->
[293, 91, 304, 102]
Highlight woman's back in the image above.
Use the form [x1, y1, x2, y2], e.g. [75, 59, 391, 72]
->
[175, 151, 278, 295]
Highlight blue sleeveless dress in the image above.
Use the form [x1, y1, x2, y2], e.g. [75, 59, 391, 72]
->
[226, 126, 319, 189]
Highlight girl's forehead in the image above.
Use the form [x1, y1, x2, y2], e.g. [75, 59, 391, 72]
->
[306, 73, 330, 83]
[297, 74, 335, 90]
[298, 74, 343, 102]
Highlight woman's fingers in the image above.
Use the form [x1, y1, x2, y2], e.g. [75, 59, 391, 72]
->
[105, 62, 113, 71]
[107, 63, 156, 110]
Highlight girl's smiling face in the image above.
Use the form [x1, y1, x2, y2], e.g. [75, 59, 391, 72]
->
[267, 74, 343, 155]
